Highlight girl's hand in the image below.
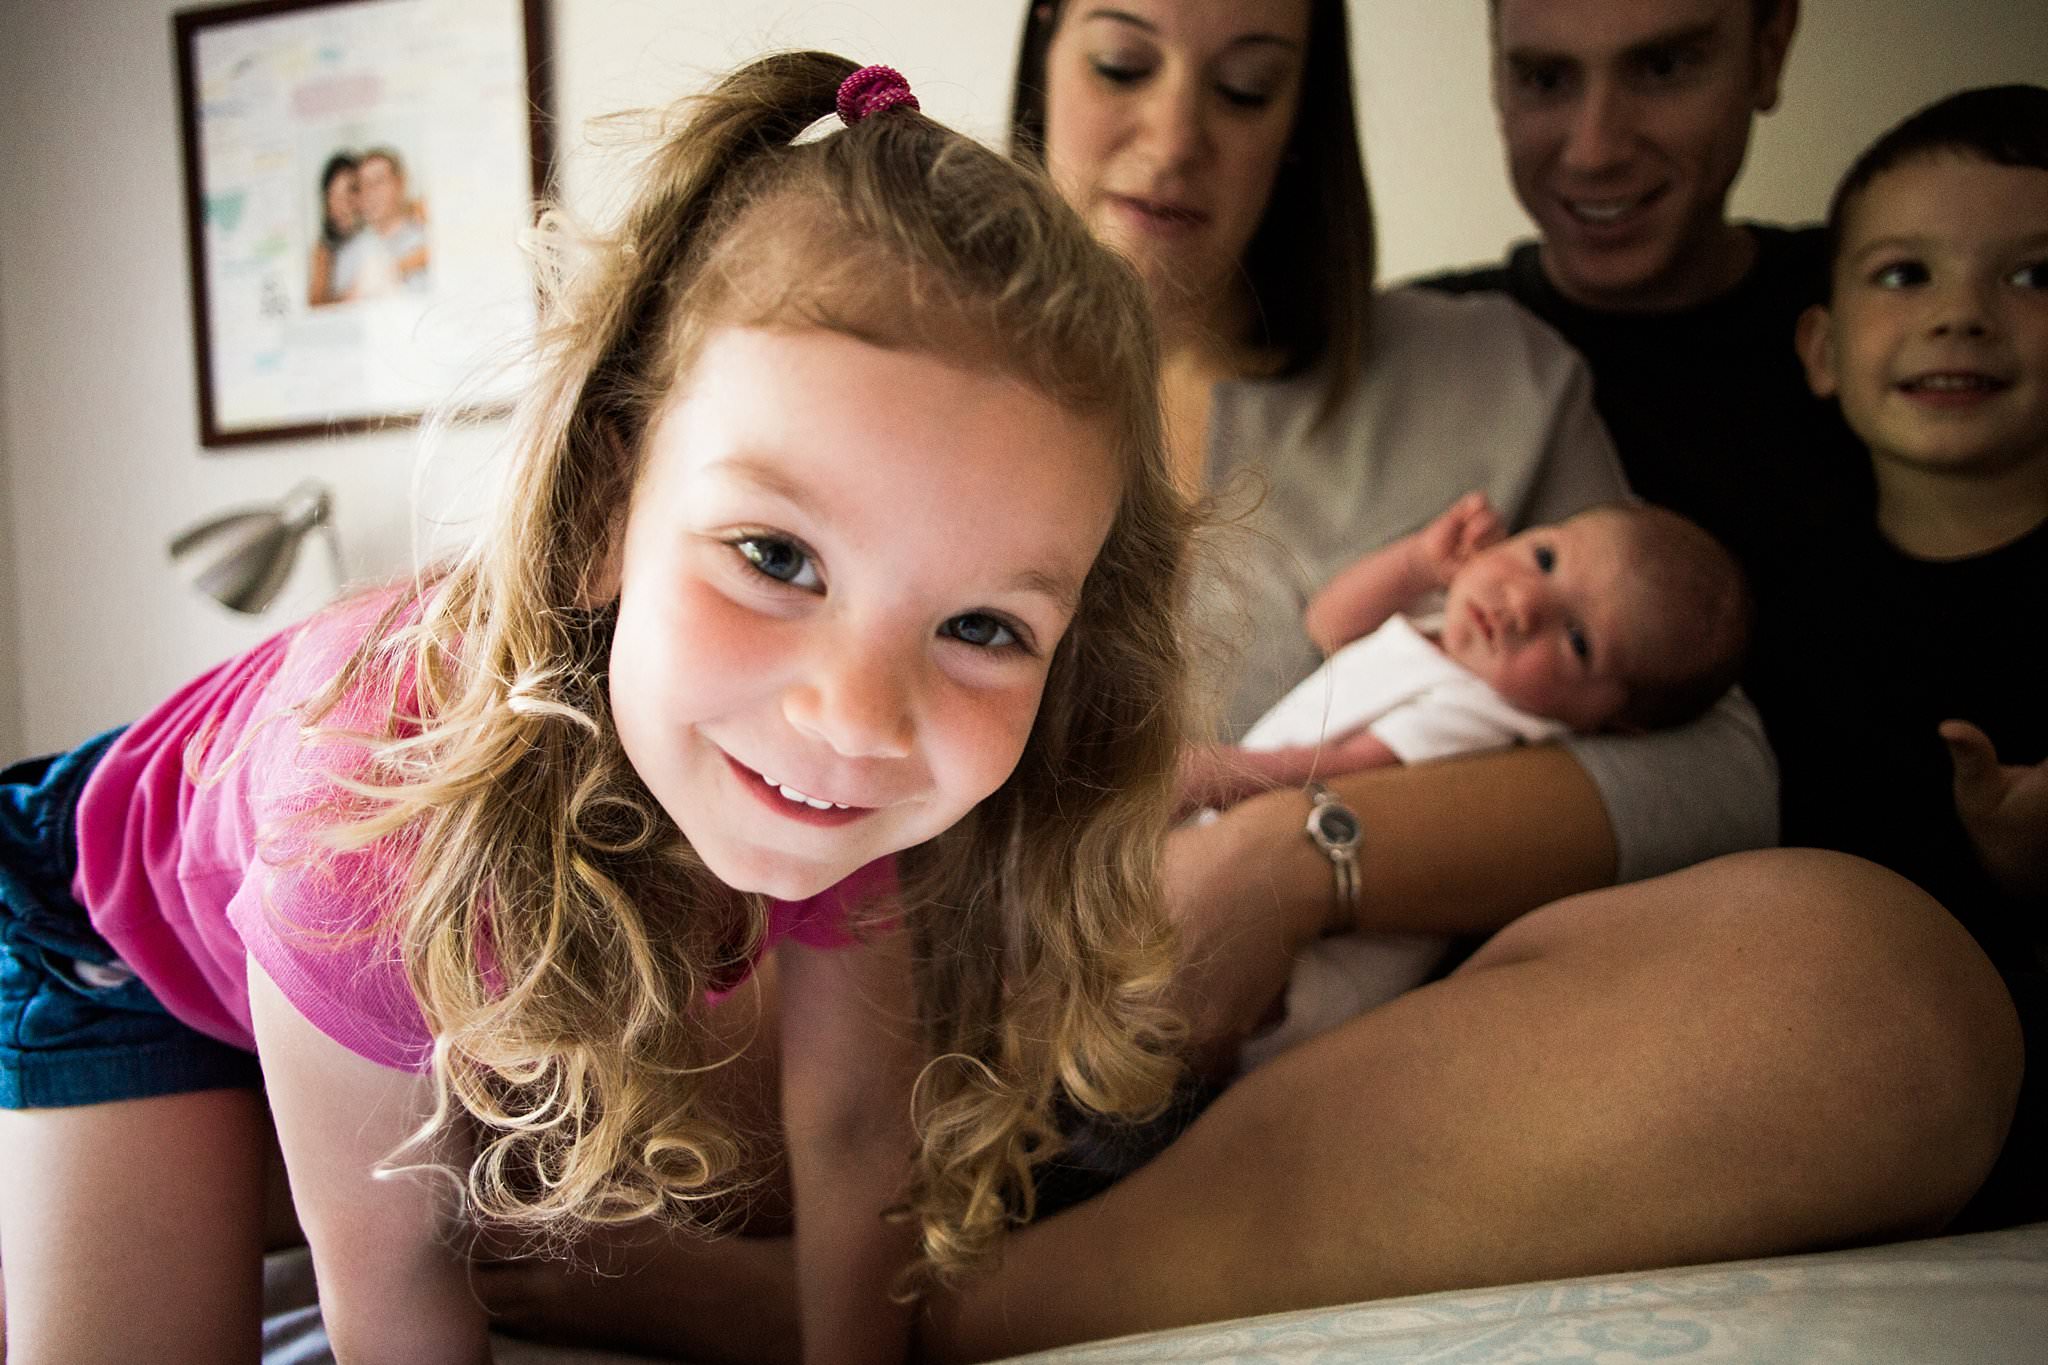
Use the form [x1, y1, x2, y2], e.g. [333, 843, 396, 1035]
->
[1940, 720, 2048, 902]
[1417, 490, 1503, 586]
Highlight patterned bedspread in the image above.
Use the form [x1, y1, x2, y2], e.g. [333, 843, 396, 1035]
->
[262, 1222, 2048, 1363]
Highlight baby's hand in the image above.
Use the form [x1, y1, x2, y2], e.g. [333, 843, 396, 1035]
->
[1940, 720, 2048, 903]
[1418, 491, 1503, 585]
[1177, 743, 1308, 818]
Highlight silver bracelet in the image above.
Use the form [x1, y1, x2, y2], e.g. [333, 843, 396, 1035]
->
[1303, 781, 1362, 934]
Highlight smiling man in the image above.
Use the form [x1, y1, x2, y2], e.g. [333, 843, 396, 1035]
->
[1430, 0, 1870, 599]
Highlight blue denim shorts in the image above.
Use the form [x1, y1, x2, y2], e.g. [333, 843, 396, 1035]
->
[1, 728, 260, 1108]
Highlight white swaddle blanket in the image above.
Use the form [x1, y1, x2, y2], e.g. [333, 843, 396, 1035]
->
[1227, 611, 1562, 1073]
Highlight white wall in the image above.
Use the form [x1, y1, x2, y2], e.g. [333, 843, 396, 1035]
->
[1, 1, 2043, 754]
[1357, 1, 2048, 282]
[0, 249, 19, 761]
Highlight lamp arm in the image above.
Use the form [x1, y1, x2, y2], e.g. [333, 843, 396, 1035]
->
[318, 518, 347, 595]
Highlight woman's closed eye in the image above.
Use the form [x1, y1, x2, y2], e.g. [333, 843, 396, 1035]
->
[733, 534, 822, 592]
[1216, 81, 1276, 110]
[1213, 60, 1290, 112]
[1089, 54, 1153, 87]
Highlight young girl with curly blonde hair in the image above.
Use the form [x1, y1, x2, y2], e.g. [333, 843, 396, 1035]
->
[0, 52, 1190, 1363]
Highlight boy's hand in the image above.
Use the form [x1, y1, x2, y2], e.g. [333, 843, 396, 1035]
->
[1940, 719, 2048, 902]
[1417, 490, 1503, 586]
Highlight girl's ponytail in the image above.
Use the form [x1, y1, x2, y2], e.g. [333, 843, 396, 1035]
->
[573, 50, 860, 404]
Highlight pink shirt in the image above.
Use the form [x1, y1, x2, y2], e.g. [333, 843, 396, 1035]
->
[71, 590, 884, 1073]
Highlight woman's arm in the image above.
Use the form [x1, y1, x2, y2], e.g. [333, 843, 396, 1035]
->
[1169, 743, 1614, 1052]
[248, 959, 492, 1365]
[1563, 687, 1778, 883]
[1173, 694, 1776, 1055]
[777, 926, 924, 1365]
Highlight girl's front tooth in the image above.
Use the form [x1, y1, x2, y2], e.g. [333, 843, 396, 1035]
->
[769, 778, 844, 810]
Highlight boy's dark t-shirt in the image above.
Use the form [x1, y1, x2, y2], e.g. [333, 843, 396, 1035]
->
[1422, 225, 1876, 595]
[1750, 516, 2048, 1234]
[1747, 518, 2047, 974]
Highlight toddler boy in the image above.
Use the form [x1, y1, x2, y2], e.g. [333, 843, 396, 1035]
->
[1765, 83, 2048, 1227]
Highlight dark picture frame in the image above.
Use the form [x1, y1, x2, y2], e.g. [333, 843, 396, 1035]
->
[174, 0, 552, 448]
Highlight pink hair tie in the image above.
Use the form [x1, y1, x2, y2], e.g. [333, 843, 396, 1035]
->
[836, 64, 920, 126]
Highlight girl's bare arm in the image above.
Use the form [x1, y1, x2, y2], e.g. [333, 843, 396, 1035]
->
[248, 960, 492, 1365]
[777, 925, 924, 1365]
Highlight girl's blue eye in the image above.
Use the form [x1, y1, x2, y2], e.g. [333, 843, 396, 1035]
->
[942, 613, 1021, 651]
[735, 536, 820, 591]
[1533, 545, 1556, 573]
[1566, 624, 1591, 662]
[2010, 260, 2048, 289]
[1872, 260, 1929, 289]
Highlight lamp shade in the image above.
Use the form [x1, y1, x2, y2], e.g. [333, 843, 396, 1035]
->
[168, 480, 338, 614]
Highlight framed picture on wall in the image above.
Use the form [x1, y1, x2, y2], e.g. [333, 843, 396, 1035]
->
[173, 0, 551, 447]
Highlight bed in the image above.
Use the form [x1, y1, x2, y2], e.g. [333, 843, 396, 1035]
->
[261, 1219, 2048, 1363]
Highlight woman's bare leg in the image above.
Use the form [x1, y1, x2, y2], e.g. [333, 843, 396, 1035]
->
[469, 850, 2022, 1362]
[0, 1088, 268, 1365]
[920, 849, 2022, 1359]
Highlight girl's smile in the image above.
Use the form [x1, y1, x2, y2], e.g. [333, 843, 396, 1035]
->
[724, 753, 874, 828]
[602, 325, 1121, 902]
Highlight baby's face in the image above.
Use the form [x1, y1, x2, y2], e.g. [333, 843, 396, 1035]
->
[1439, 512, 1646, 731]
[1803, 155, 2048, 480]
